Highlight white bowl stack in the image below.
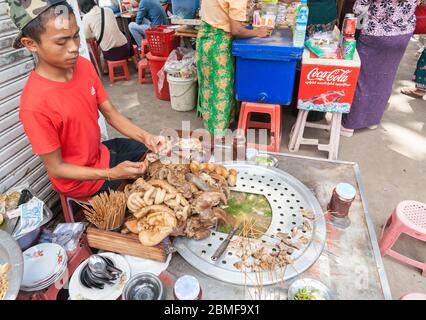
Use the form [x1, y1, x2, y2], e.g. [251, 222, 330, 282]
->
[20, 243, 68, 292]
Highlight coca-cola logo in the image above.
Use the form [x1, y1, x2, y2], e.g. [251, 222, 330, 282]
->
[307, 68, 352, 83]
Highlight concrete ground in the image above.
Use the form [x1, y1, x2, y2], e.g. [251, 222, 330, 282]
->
[102, 38, 426, 299]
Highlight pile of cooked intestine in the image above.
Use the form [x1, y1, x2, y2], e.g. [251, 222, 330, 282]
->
[83, 151, 238, 247]
[122, 153, 237, 246]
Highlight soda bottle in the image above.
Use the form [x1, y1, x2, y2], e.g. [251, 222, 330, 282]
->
[293, 0, 309, 47]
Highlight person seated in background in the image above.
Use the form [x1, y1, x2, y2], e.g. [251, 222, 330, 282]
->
[78, 0, 137, 66]
[128, 0, 169, 48]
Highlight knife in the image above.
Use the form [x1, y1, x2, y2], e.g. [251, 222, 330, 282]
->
[211, 225, 240, 262]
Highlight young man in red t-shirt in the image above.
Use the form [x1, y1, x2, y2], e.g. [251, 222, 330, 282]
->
[8, 0, 165, 198]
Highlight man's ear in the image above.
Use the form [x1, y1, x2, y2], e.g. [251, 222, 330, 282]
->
[20, 37, 38, 53]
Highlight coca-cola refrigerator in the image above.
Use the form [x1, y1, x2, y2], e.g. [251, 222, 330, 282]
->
[297, 49, 361, 113]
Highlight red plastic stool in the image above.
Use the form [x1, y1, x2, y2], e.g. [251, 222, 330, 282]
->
[237, 102, 282, 152]
[107, 59, 130, 82]
[60, 194, 91, 223]
[138, 58, 152, 84]
[141, 39, 150, 58]
[379, 200, 426, 276]
[400, 292, 426, 300]
[133, 44, 140, 60]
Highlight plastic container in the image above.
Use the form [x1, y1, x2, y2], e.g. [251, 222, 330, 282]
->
[327, 183, 356, 218]
[147, 52, 170, 101]
[173, 275, 202, 300]
[145, 26, 179, 57]
[171, 0, 200, 19]
[232, 28, 304, 105]
[17, 227, 41, 251]
[167, 74, 197, 111]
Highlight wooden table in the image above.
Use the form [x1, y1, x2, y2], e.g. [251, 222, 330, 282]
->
[162, 153, 392, 300]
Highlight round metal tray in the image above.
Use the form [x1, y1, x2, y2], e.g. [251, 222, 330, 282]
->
[174, 162, 326, 286]
[0, 230, 24, 300]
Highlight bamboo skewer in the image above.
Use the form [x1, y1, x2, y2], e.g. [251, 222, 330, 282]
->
[81, 190, 126, 230]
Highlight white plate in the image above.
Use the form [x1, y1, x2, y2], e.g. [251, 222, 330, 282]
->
[68, 253, 130, 300]
[21, 255, 67, 288]
[20, 263, 67, 291]
[124, 254, 171, 277]
[22, 243, 67, 288]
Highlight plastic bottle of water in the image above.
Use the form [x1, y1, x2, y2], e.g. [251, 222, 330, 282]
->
[293, 0, 309, 47]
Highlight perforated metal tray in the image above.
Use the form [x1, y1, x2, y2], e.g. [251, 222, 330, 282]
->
[174, 162, 327, 286]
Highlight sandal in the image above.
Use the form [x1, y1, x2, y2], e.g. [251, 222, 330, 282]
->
[400, 87, 425, 99]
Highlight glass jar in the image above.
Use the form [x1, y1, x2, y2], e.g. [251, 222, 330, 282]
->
[327, 183, 356, 218]
[173, 275, 202, 300]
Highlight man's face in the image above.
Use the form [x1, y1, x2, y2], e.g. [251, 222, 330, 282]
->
[28, 13, 81, 69]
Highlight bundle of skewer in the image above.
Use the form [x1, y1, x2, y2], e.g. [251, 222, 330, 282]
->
[81, 191, 127, 230]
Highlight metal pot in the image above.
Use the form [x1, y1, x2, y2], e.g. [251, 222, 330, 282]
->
[122, 272, 164, 300]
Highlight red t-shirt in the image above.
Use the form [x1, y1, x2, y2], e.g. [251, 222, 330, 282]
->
[19, 57, 110, 197]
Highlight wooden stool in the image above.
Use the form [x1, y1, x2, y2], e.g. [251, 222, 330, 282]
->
[237, 102, 282, 152]
[288, 110, 342, 160]
[107, 59, 130, 82]
[138, 58, 152, 84]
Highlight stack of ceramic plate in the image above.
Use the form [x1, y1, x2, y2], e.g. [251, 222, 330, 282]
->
[20, 243, 68, 292]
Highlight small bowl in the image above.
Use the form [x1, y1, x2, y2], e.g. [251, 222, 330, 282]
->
[254, 154, 279, 167]
[288, 278, 333, 300]
[122, 273, 164, 300]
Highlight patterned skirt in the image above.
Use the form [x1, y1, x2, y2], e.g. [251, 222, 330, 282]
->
[196, 23, 235, 137]
[414, 48, 426, 92]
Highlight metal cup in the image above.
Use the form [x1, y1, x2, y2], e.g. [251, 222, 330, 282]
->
[122, 273, 164, 300]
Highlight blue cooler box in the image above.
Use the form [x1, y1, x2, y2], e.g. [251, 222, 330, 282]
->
[232, 29, 303, 105]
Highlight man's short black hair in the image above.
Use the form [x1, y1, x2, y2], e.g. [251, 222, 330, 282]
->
[21, 1, 75, 44]
[77, 0, 97, 14]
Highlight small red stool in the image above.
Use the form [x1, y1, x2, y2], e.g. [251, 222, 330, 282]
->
[107, 59, 130, 82]
[379, 200, 426, 276]
[133, 44, 140, 60]
[138, 58, 152, 84]
[141, 39, 150, 58]
[60, 194, 91, 223]
[237, 102, 282, 152]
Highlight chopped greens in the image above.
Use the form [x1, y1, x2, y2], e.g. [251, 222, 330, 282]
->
[255, 155, 275, 166]
[293, 288, 317, 300]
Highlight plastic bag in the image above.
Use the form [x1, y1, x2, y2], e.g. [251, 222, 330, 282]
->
[305, 31, 339, 59]
[51, 222, 88, 252]
[158, 47, 197, 91]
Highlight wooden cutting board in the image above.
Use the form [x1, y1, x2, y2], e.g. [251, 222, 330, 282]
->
[86, 227, 167, 262]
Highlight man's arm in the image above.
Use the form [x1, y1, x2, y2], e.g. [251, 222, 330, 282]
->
[98, 99, 165, 153]
[135, 0, 147, 24]
[39, 149, 146, 181]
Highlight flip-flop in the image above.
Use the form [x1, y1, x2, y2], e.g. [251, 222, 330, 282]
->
[400, 88, 425, 99]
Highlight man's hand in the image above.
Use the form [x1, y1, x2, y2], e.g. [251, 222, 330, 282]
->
[144, 133, 166, 153]
[109, 161, 147, 180]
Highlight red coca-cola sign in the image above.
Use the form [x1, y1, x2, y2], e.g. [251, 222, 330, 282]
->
[298, 64, 360, 113]
[307, 68, 352, 83]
